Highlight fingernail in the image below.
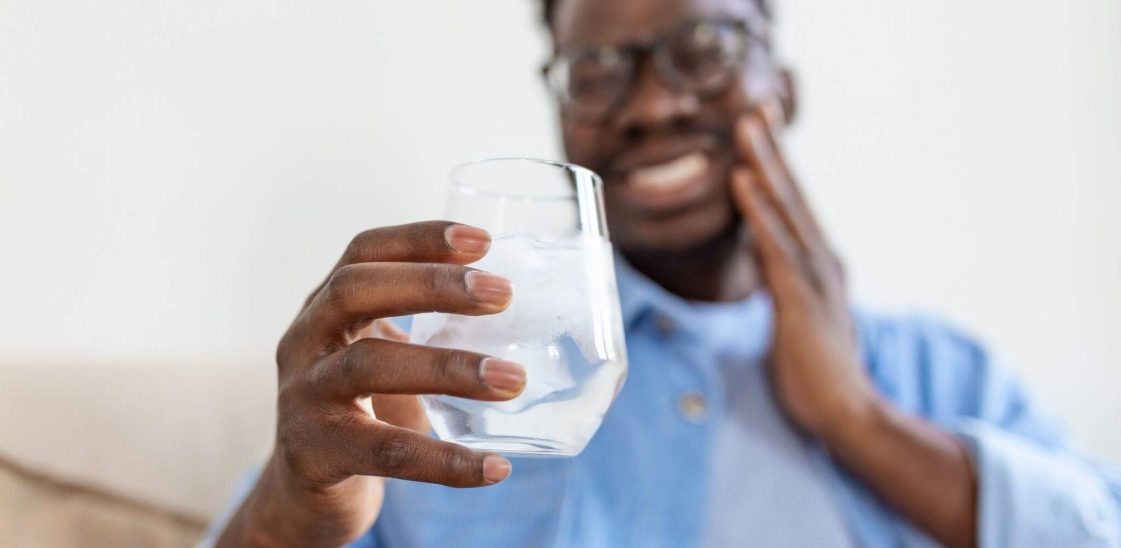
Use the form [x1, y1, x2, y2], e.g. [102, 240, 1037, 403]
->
[482, 454, 512, 483]
[736, 115, 758, 142]
[479, 358, 526, 393]
[465, 271, 514, 305]
[444, 224, 490, 254]
[762, 100, 785, 127]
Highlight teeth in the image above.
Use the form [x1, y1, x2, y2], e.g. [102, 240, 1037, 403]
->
[629, 152, 709, 191]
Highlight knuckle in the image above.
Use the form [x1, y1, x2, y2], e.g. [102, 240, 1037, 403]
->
[275, 323, 318, 370]
[434, 350, 478, 389]
[275, 332, 295, 367]
[277, 427, 307, 463]
[406, 221, 441, 252]
[276, 381, 304, 410]
[440, 264, 465, 291]
[423, 264, 460, 308]
[277, 402, 353, 484]
[334, 345, 362, 383]
[324, 264, 362, 312]
[442, 449, 476, 486]
[333, 340, 380, 390]
[372, 432, 418, 476]
[343, 228, 382, 263]
[276, 415, 318, 478]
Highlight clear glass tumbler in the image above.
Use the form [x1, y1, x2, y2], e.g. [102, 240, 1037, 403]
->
[410, 158, 628, 457]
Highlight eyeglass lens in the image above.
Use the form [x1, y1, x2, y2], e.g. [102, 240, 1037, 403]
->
[551, 20, 751, 119]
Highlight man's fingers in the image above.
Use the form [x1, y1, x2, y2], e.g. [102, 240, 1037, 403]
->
[731, 168, 815, 302]
[735, 109, 841, 294]
[347, 424, 512, 487]
[338, 221, 491, 268]
[306, 262, 513, 342]
[731, 168, 798, 269]
[734, 113, 825, 254]
[757, 106, 831, 245]
[303, 222, 492, 310]
[320, 338, 526, 402]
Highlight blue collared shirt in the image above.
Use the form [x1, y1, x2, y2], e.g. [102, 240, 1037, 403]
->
[205, 259, 1121, 547]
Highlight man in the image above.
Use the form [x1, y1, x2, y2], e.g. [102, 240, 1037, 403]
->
[212, 0, 1121, 546]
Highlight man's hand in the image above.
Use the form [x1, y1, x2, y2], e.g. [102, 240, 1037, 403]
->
[218, 221, 525, 548]
[730, 106, 978, 548]
[730, 106, 878, 443]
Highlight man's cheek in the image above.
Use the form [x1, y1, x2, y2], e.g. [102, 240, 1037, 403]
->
[561, 123, 606, 169]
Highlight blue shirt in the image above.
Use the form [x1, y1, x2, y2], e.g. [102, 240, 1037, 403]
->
[688, 287, 853, 547]
[205, 259, 1121, 547]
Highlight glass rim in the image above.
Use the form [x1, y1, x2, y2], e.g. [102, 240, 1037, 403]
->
[449, 157, 602, 202]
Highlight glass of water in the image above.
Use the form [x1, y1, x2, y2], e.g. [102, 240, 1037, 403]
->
[409, 158, 628, 457]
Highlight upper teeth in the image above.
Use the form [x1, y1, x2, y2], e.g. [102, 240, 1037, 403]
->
[629, 152, 709, 191]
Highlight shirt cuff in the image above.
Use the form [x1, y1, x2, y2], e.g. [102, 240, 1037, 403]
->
[954, 419, 1121, 548]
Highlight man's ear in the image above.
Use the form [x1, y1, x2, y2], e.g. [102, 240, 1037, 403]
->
[777, 67, 798, 125]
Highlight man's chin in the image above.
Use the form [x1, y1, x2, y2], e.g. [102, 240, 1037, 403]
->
[610, 206, 740, 257]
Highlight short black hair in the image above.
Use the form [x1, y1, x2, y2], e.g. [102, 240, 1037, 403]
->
[539, 0, 772, 28]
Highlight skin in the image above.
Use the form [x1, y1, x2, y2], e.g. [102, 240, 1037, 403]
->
[217, 222, 525, 546]
[220, 1, 978, 546]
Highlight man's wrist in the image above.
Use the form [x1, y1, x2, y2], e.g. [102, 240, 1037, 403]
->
[220, 455, 332, 548]
[811, 395, 979, 548]
[816, 394, 895, 459]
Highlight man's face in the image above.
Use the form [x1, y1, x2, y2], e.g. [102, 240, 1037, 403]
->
[551, 0, 787, 254]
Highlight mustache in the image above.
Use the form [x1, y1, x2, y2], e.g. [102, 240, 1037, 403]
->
[597, 117, 735, 175]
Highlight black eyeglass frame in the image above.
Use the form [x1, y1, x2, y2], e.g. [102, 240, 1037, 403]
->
[541, 18, 771, 120]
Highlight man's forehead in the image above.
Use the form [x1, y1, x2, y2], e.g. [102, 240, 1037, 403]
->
[552, 0, 762, 50]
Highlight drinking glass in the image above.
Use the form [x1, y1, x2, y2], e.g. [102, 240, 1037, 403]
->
[409, 158, 628, 457]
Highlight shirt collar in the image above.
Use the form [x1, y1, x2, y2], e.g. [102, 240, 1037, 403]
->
[614, 254, 773, 362]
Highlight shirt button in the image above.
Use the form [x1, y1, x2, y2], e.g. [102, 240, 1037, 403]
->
[656, 314, 676, 336]
[678, 392, 708, 423]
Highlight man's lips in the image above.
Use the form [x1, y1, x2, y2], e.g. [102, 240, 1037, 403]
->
[608, 149, 728, 213]
[608, 133, 723, 175]
[627, 151, 710, 192]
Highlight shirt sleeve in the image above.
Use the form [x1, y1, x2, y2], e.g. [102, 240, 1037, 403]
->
[860, 314, 1121, 548]
[949, 358, 1121, 548]
[955, 419, 1121, 548]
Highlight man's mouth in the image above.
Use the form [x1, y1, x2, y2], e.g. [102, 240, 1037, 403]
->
[612, 149, 722, 212]
[628, 152, 710, 193]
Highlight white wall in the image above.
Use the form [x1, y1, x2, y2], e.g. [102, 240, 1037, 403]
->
[1, 0, 1118, 470]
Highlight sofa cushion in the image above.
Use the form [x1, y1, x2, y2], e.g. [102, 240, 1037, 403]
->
[0, 453, 205, 547]
[0, 362, 274, 521]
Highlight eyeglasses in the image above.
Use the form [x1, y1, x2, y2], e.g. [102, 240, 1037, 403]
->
[542, 18, 767, 121]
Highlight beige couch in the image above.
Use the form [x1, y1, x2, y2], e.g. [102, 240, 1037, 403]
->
[0, 361, 276, 547]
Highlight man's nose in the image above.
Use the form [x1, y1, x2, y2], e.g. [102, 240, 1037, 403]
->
[611, 58, 701, 138]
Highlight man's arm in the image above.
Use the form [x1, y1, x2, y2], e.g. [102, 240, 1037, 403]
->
[731, 106, 977, 547]
[821, 397, 978, 547]
[732, 105, 1121, 547]
[928, 332, 1121, 547]
[858, 316, 1121, 547]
